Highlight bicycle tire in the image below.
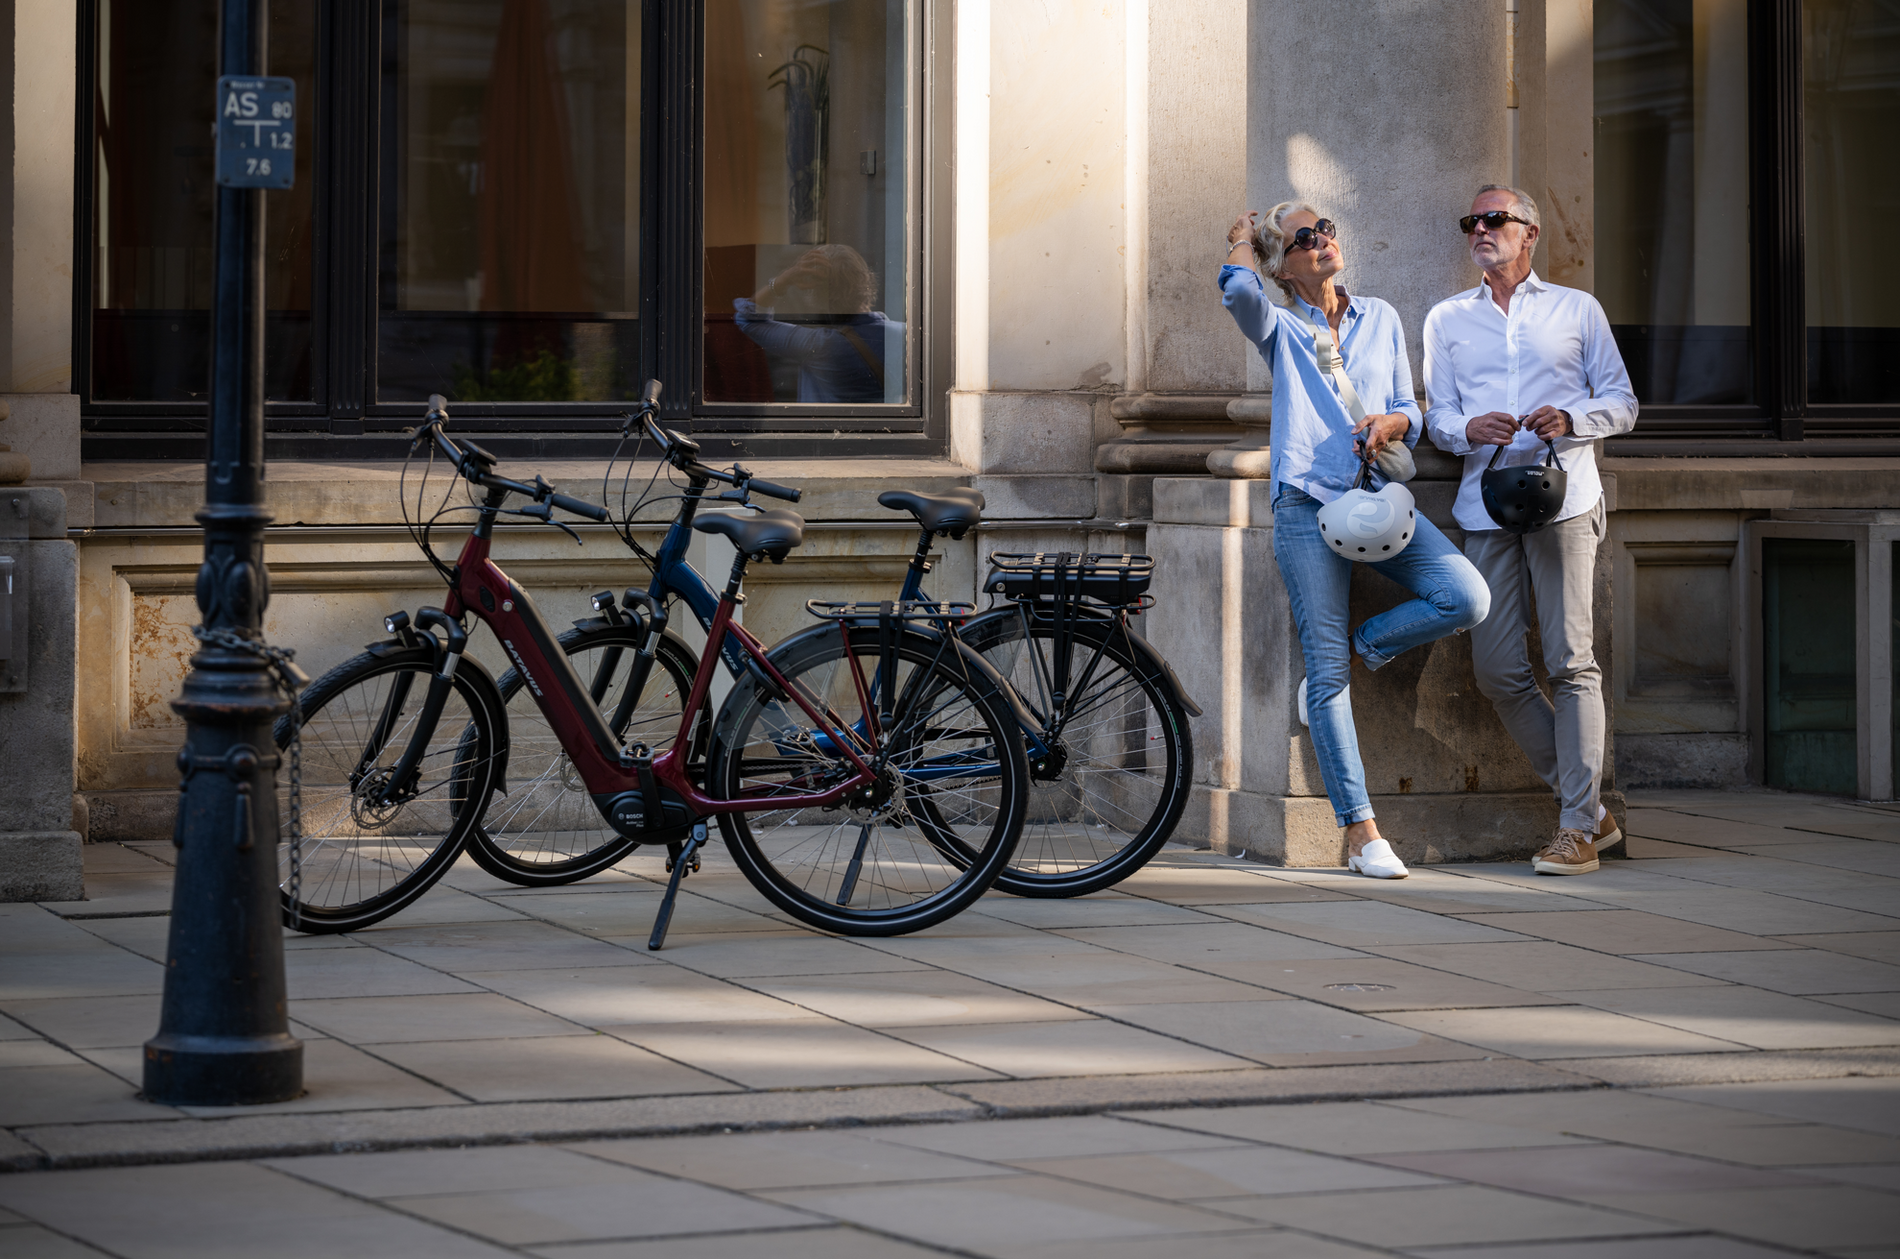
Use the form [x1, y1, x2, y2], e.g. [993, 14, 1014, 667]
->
[958, 608, 1192, 897]
[711, 623, 1029, 935]
[467, 625, 705, 886]
[274, 647, 504, 933]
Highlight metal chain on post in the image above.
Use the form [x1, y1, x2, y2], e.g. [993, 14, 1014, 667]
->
[191, 626, 306, 926]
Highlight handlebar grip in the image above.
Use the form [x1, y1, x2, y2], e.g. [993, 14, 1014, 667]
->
[641, 379, 663, 407]
[426, 393, 448, 419]
[747, 477, 803, 503]
[549, 491, 610, 523]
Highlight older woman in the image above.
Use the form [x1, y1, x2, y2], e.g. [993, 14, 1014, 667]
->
[1220, 203, 1489, 878]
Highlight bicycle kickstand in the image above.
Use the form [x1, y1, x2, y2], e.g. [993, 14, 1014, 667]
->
[648, 821, 708, 952]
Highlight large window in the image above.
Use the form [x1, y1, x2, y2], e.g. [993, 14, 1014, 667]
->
[78, 0, 938, 459]
[1595, 0, 1900, 438]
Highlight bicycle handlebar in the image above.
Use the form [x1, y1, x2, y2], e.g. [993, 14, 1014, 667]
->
[416, 399, 609, 522]
[636, 391, 803, 504]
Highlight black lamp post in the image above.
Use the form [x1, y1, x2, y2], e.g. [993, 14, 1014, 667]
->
[143, 0, 303, 1106]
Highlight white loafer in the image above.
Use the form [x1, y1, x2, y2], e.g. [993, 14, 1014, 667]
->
[1348, 838, 1408, 879]
[1297, 677, 1308, 727]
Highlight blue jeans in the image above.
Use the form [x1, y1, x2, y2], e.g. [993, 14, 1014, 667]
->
[1272, 484, 1491, 826]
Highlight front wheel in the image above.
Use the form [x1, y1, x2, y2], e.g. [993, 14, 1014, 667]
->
[711, 624, 1029, 935]
[274, 648, 504, 933]
[960, 607, 1192, 897]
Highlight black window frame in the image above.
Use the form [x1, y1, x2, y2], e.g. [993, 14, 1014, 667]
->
[1609, 0, 1900, 453]
[74, 0, 954, 462]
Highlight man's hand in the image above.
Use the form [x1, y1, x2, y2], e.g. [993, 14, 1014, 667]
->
[1465, 411, 1518, 447]
[1523, 406, 1573, 440]
[1355, 412, 1410, 455]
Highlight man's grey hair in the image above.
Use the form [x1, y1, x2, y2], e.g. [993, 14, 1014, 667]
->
[1251, 200, 1328, 304]
[1477, 183, 1540, 230]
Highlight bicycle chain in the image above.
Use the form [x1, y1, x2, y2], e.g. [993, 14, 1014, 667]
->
[191, 626, 306, 929]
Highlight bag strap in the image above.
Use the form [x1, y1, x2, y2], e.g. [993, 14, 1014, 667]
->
[1304, 304, 1368, 427]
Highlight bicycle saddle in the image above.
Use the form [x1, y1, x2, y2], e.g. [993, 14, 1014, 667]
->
[878, 487, 985, 538]
[693, 508, 806, 562]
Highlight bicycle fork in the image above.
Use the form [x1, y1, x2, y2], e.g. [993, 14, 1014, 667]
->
[356, 608, 470, 806]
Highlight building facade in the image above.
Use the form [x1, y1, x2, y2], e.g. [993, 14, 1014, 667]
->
[1, 0, 1895, 896]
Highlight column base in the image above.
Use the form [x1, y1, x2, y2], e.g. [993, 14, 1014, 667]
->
[143, 1032, 304, 1106]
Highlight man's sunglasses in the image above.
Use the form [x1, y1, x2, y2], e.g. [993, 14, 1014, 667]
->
[1460, 210, 1532, 234]
[1285, 220, 1337, 252]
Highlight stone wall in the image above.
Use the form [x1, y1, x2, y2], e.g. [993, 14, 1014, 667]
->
[0, 486, 80, 899]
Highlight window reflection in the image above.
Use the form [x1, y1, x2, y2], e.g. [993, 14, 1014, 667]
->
[380, 0, 640, 403]
[1594, 0, 1752, 405]
[1806, 0, 1900, 404]
[90, 0, 316, 402]
[703, 0, 909, 405]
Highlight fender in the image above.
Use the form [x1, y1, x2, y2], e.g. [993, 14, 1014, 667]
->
[982, 605, 1203, 719]
[742, 617, 1047, 743]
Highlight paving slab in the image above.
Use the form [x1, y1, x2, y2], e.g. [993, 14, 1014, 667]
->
[289, 993, 585, 1044]
[1642, 1077, 1900, 1136]
[1453, 911, 1789, 955]
[1367, 1143, 1818, 1195]
[570, 1127, 1002, 1189]
[606, 1017, 1002, 1088]
[645, 931, 934, 979]
[968, 896, 1234, 929]
[1409, 1235, 1793, 1259]
[1786, 933, 1900, 966]
[748, 969, 1093, 1027]
[465, 964, 812, 1025]
[1623, 949, 1900, 995]
[1369, 942, 1731, 991]
[1221, 955, 1566, 1011]
[886, 1016, 1255, 1077]
[358, 920, 658, 973]
[368, 1033, 737, 1102]
[760, 1173, 1255, 1252]
[1216, 1182, 1676, 1247]
[0, 994, 163, 1049]
[1377, 1005, 1748, 1059]
[1576, 1185, 1900, 1250]
[1050, 921, 1367, 965]
[1119, 1098, 1601, 1154]
[1005, 1143, 1445, 1198]
[521, 1227, 952, 1259]
[1087, 998, 1476, 1067]
[1554, 986, 1900, 1051]
[0, 1161, 516, 1257]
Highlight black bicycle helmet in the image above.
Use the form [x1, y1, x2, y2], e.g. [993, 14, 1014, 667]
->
[1480, 437, 1568, 534]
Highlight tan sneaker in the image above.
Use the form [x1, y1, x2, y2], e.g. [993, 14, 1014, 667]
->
[1532, 827, 1599, 875]
[1595, 807, 1623, 853]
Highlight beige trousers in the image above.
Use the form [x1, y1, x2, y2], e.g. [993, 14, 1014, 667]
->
[1464, 500, 1606, 832]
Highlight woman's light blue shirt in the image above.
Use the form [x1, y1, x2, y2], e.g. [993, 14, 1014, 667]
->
[1217, 264, 1421, 504]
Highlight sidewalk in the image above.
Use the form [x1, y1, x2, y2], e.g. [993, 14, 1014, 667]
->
[3, 789, 1898, 1255]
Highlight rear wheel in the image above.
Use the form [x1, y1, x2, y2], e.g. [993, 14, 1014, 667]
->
[467, 625, 703, 885]
[712, 624, 1028, 935]
[274, 649, 503, 933]
[960, 608, 1191, 896]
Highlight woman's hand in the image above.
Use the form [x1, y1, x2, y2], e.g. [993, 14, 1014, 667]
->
[1355, 412, 1410, 455]
[1227, 211, 1258, 249]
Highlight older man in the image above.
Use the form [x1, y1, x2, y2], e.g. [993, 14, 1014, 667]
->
[1423, 185, 1638, 875]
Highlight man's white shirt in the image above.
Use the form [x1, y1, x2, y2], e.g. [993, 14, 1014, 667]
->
[1423, 271, 1637, 532]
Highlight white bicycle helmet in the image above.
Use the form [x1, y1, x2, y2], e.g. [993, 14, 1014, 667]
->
[1316, 453, 1416, 562]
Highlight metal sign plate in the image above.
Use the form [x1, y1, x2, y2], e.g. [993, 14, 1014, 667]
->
[215, 75, 295, 189]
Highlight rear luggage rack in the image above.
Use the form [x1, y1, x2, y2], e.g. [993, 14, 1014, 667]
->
[806, 599, 977, 622]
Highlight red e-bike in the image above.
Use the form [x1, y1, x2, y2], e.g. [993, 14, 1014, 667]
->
[273, 397, 1029, 942]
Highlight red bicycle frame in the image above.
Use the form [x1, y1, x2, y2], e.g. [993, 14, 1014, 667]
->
[442, 525, 874, 816]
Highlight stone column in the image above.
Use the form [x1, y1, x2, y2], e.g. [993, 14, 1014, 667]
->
[1142, 0, 1623, 865]
[1092, 0, 1250, 517]
[0, 486, 81, 900]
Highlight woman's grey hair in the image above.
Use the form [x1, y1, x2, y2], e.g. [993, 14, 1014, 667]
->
[1252, 200, 1327, 304]
[1477, 183, 1540, 230]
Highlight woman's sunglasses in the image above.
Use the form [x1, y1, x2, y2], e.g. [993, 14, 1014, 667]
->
[1459, 210, 1533, 234]
[1285, 220, 1337, 252]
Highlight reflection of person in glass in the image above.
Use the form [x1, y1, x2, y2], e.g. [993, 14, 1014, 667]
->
[733, 245, 901, 403]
